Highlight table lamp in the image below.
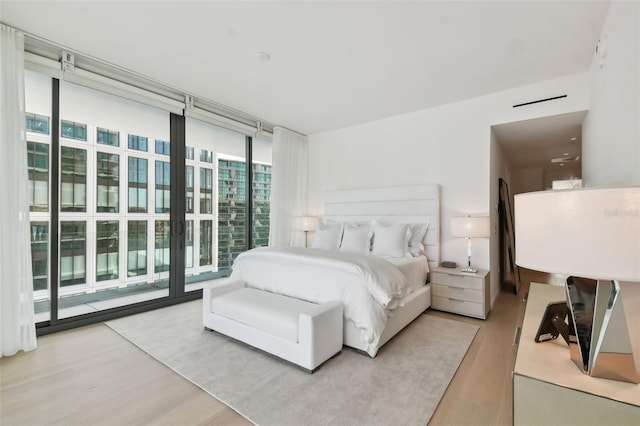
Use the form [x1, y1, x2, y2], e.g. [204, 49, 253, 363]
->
[515, 186, 640, 383]
[292, 216, 319, 248]
[450, 216, 490, 273]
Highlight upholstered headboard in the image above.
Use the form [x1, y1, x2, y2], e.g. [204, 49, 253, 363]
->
[322, 184, 440, 272]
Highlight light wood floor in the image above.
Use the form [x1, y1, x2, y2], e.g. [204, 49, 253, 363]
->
[1, 271, 553, 426]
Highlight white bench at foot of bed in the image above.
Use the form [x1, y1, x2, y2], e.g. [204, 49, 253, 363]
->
[202, 279, 343, 372]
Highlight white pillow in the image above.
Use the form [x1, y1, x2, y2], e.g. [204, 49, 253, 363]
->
[312, 222, 344, 251]
[408, 222, 429, 257]
[340, 222, 373, 255]
[371, 222, 411, 258]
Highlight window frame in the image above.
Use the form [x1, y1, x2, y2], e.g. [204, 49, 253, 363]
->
[28, 73, 270, 336]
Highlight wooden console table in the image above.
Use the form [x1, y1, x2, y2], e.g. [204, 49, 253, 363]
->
[513, 283, 640, 425]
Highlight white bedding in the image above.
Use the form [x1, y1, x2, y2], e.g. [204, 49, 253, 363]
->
[383, 256, 429, 294]
[229, 247, 427, 356]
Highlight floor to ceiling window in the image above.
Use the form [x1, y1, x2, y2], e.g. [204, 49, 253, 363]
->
[24, 62, 273, 332]
[185, 118, 248, 289]
[25, 70, 53, 322]
[252, 136, 272, 248]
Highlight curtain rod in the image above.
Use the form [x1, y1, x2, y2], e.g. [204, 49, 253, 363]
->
[10, 23, 300, 136]
[272, 126, 307, 138]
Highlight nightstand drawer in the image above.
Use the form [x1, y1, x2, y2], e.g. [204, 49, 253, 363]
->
[432, 295, 484, 318]
[431, 271, 484, 290]
[432, 283, 484, 303]
[430, 267, 490, 319]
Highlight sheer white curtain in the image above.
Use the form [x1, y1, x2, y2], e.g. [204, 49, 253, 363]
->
[269, 127, 309, 247]
[0, 24, 37, 357]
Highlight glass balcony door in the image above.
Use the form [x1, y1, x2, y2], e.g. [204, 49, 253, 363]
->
[25, 67, 271, 333]
[184, 118, 249, 291]
[54, 79, 174, 319]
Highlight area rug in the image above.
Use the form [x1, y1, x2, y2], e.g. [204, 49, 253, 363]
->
[107, 300, 478, 426]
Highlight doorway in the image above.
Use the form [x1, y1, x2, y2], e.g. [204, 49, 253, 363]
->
[491, 111, 586, 290]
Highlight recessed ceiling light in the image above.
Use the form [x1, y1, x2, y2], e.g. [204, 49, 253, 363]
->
[256, 51, 270, 61]
[570, 137, 577, 141]
[559, 163, 565, 167]
[564, 152, 569, 156]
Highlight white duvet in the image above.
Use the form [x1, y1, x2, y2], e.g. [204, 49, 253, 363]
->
[230, 247, 414, 356]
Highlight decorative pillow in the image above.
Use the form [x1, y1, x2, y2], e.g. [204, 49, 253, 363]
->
[408, 222, 429, 257]
[312, 222, 344, 251]
[340, 222, 373, 255]
[371, 222, 411, 258]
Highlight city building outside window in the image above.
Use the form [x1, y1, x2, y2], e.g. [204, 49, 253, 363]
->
[200, 149, 213, 163]
[154, 220, 170, 273]
[60, 221, 86, 287]
[96, 152, 119, 213]
[155, 139, 170, 155]
[199, 168, 213, 214]
[27, 141, 49, 212]
[128, 157, 148, 213]
[30, 222, 49, 291]
[155, 160, 170, 213]
[26, 112, 49, 134]
[60, 146, 87, 212]
[200, 220, 213, 266]
[218, 158, 247, 270]
[186, 165, 194, 214]
[97, 127, 119, 146]
[61, 120, 87, 141]
[185, 220, 194, 268]
[128, 134, 148, 152]
[127, 220, 147, 277]
[185, 146, 194, 160]
[96, 220, 119, 281]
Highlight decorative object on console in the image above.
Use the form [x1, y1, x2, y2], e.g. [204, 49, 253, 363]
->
[450, 216, 490, 273]
[552, 178, 582, 190]
[292, 216, 319, 248]
[515, 186, 640, 383]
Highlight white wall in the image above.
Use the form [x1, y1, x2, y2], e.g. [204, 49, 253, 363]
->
[582, 0, 640, 186]
[308, 72, 590, 306]
[511, 168, 544, 195]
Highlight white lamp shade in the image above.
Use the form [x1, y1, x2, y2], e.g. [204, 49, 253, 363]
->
[450, 216, 490, 238]
[514, 186, 640, 282]
[292, 216, 319, 232]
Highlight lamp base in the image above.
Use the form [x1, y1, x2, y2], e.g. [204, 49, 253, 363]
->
[461, 250, 478, 273]
[566, 277, 640, 384]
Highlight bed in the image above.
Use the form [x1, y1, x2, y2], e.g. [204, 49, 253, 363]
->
[230, 184, 440, 357]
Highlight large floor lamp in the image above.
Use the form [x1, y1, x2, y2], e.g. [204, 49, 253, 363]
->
[514, 186, 640, 383]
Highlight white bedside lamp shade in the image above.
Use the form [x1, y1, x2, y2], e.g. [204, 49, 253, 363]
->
[451, 216, 491, 239]
[514, 186, 640, 383]
[292, 216, 318, 232]
[293, 216, 318, 248]
[451, 216, 490, 273]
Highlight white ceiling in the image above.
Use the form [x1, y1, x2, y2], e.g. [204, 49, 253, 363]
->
[1, 0, 610, 136]
[492, 111, 585, 176]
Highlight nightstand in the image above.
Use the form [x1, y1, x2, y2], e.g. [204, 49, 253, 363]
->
[430, 267, 490, 319]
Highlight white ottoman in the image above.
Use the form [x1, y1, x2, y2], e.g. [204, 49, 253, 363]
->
[203, 279, 343, 372]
